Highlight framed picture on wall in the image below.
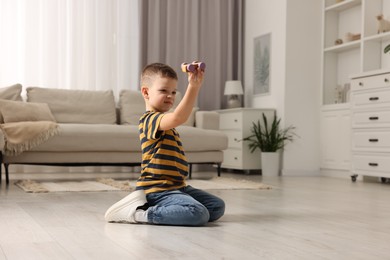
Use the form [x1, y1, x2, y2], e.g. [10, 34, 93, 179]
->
[253, 33, 271, 95]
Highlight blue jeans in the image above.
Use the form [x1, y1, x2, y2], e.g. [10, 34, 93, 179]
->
[146, 185, 225, 226]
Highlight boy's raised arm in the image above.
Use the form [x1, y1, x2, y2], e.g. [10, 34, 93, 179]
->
[159, 69, 204, 130]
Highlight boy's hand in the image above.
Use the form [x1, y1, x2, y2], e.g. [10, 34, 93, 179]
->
[188, 68, 205, 89]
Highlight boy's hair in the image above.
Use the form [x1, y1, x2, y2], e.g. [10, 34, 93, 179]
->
[141, 63, 178, 87]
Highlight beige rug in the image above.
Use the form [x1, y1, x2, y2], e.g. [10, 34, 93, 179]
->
[15, 177, 272, 193]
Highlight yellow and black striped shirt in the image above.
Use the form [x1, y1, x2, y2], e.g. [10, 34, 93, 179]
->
[136, 111, 188, 194]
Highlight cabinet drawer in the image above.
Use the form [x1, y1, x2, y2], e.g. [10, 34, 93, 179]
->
[352, 154, 390, 173]
[224, 130, 243, 149]
[351, 89, 390, 107]
[352, 110, 390, 128]
[351, 73, 390, 91]
[219, 112, 242, 130]
[222, 149, 242, 168]
[352, 130, 390, 152]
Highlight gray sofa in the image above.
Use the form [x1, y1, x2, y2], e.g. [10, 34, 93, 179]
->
[0, 84, 228, 184]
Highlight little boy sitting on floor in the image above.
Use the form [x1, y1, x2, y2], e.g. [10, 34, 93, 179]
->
[105, 62, 225, 226]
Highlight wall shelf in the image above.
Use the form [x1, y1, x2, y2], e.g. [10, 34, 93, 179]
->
[364, 32, 390, 43]
[325, 0, 362, 12]
[324, 40, 360, 52]
[321, 0, 390, 106]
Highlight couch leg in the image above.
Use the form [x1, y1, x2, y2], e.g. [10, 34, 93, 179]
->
[217, 163, 221, 177]
[188, 163, 192, 179]
[5, 163, 9, 185]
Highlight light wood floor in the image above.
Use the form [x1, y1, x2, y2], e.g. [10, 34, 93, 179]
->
[0, 171, 389, 260]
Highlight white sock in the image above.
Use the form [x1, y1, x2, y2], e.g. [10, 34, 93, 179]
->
[134, 209, 149, 223]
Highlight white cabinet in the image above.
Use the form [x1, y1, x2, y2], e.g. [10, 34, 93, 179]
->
[322, 0, 390, 106]
[320, 106, 351, 170]
[320, 0, 390, 175]
[350, 70, 390, 180]
[217, 108, 275, 171]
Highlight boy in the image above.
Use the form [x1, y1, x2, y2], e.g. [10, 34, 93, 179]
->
[105, 63, 225, 226]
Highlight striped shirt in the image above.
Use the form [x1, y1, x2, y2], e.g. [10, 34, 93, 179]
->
[136, 111, 188, 194]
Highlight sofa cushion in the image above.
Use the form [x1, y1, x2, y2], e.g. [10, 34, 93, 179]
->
[0, 100, 56, 123]
[31, 124, 227, 153]
[26, 87, 117, 124]
[32, 124, 140, 152]
[0, 84, 23, 123]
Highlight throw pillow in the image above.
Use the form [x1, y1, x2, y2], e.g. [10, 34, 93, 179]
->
[118, 89, 196, 126]
[0, 100, 56, 123]
[0, 84, 23, 123]
[119, 90, 184, 125]
[0, 83, 23, 100]
[118, 90, 145, 125]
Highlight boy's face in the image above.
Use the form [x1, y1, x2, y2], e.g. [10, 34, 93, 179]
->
[142, 75, 178, 113]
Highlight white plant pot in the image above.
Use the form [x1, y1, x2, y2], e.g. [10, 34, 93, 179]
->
[261, 152, 281, 176]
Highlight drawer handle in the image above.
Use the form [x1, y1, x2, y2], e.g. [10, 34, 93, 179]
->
[368, 162, 378, 167]
[369, 138, 379, 142]
[385, 78, 389, 83]
[234, 157, 238, 160]
[369, 97, 379, 101]
[234, 119, 238, 123]
[234, 138, 238, 142]
[359, 82, 363, 86]
[369, 116, 379, 120]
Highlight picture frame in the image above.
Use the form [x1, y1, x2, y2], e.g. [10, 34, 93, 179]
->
[253, 33, 271, 95]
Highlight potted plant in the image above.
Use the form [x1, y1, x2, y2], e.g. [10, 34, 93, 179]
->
[242, 113, 297, 176]
[385, 44, 390, 54]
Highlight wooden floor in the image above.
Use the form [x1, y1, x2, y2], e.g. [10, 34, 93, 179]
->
[0, 171, 389, 260]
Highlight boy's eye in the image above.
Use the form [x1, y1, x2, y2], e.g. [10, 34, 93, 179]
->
[159, 89, 176, 95]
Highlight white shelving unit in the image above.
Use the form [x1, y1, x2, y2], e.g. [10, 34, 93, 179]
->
[320, 0, 390, 173]
[322, 0, 390, 106]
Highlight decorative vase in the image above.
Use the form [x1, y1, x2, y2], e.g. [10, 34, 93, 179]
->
[261, 152, 281, 176]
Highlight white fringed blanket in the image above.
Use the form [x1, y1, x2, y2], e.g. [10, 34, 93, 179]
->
[0, 121, 59, 156]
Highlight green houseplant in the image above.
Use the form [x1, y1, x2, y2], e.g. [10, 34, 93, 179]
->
[243, 113, 296, 153]
[242, 113, 296, 176]
[385, 44, 390, 54]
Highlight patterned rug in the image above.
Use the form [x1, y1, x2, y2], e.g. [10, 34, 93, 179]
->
[14, 177, 272, 193]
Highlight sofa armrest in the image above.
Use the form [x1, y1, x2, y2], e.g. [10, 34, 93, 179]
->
[195, 111, 220, 130]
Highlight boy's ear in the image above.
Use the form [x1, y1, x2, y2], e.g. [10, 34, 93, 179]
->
[141, 86, 149, 99]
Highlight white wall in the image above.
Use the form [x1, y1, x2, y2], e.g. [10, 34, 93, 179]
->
[244, 0, 287, 117]
[284, 0, 322, 175]
[244, 0, 322, 175]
